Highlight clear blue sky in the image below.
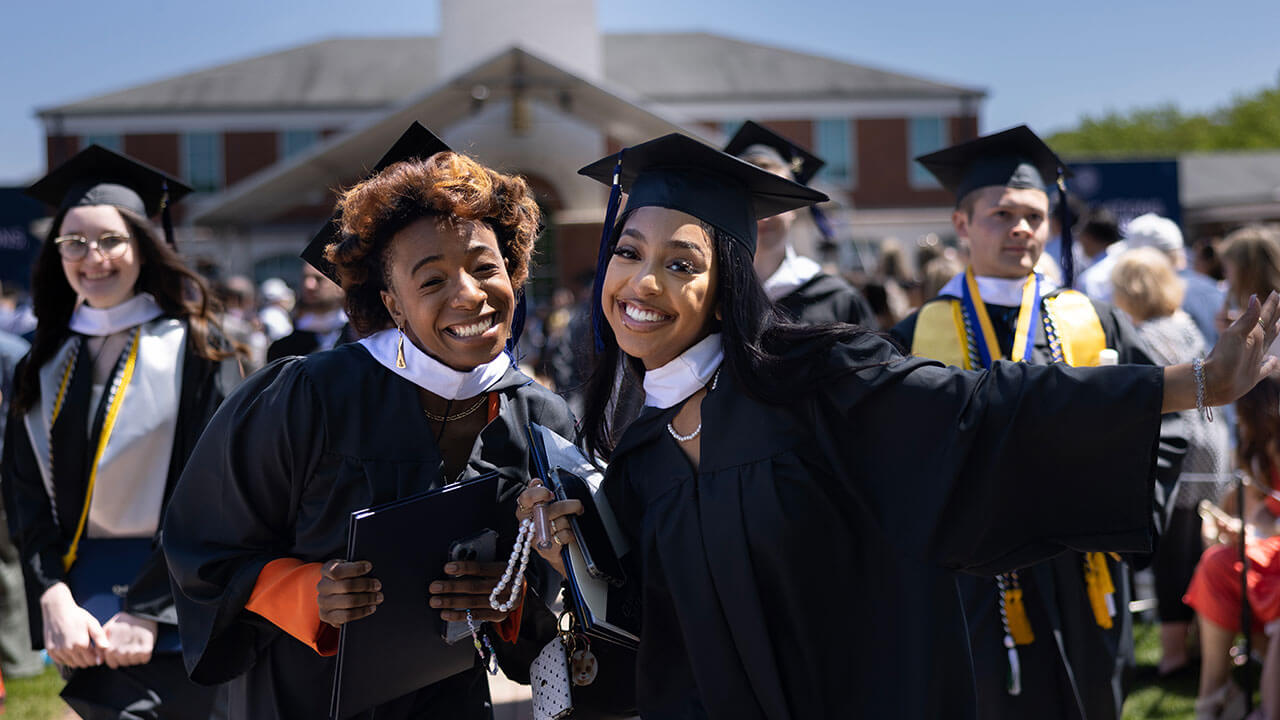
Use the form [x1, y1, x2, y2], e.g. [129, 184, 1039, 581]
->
[2, 0, 1277, 184]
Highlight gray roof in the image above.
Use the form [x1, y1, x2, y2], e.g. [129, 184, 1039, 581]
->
[1180, 151, 1280, 208]
[605, 32, 982, 101]
[41, 32, 983, 116]
[41, 37, 439, 114]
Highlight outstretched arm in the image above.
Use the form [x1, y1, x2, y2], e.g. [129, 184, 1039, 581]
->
[1164, 292, 1280, 413]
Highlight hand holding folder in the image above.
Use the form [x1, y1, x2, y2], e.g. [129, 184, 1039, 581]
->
[329, 472, 512, 720]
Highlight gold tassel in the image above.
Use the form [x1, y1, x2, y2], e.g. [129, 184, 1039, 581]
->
[1004, 586, 1035, 645]
[396, 326, 407, 369]
[1084, 552, 1116, 629]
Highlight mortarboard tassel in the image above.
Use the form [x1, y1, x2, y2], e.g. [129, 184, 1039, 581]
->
[506, 292, 527, 356]
[809, 204, 836, 245]
[591, 150, 626, 353]
[1056, 171, 1074, 288]
[160, 180, 176, 246]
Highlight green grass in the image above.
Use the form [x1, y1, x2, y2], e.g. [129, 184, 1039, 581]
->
[0, 624, 1230, 719]
[1124, 620, 1199, 719]
[4, 666, 66, 720]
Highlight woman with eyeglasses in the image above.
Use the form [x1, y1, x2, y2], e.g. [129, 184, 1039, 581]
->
[1, 145, 237, 719]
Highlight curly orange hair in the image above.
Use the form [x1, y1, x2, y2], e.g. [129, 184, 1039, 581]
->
[325, 151, 542, 335]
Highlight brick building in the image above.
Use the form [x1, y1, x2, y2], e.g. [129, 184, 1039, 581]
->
[36, 0, 984, 290]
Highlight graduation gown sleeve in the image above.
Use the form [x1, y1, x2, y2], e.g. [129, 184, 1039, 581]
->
[163, 357, 321, 683]
[819, 333, 1165, 574]
[2, 357, 68, 615]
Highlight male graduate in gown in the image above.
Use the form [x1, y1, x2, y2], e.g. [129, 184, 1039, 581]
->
[725, 121, 877, 328]
[891, 126, 1185, 720]
[266, 261, 357, 362]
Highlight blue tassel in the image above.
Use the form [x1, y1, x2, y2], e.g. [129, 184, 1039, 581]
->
[809, 204, 835, 244]
[1057, 171, 1074, 288]
[506, 291, 527, 355]
[591, 150, 625, 353]
[160, 180, 176, 245]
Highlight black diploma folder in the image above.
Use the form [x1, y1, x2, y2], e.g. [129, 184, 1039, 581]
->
[526, 423, 640, 649]
[329, 472, 508, 719]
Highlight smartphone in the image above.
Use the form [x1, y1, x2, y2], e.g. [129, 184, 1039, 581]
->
[548, 468, 627, 587]
[440, 528, 499, 644]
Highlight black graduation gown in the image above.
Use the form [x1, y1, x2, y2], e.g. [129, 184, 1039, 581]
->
[775, 272, 878, 329]
[162, 343, 575, 720]
[1, 320, 235, 718]
[598, 331, 1167, 719]
[890, 290, 1187, 720]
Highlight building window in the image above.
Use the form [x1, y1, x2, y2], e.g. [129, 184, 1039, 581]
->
[281, 129, 320, 159]
[183, 132, 222, 193]
[814, 118, 852, 186]
[909, 117, 949, 188]
[83, 134, 122, 152]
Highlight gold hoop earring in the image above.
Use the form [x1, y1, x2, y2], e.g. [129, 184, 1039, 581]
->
[396, 325, 407, 369]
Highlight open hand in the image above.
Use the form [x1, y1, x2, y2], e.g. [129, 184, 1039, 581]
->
[1205, 292, 1280, 405]
[40, 582, 107, 668]
[515, 479, 583, 577]
[317, 559, 382, 628]
[101, 612, 157, 668]
[430, 561, 512, 623]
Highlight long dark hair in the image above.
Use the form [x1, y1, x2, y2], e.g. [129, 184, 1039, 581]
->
[578, 212, 868, 460]
[14, 206, 232, 414]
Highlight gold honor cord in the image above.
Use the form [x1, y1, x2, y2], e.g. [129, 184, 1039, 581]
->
[59, 328, 142, 571]
[50, 343, 79, 425]
[962, 267, 1040, 364]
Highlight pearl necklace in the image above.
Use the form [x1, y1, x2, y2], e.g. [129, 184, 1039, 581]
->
[489, 517, 534, 612]
[665, 369, 720, 443]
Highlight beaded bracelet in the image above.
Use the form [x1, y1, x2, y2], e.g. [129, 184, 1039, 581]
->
[1193, 357, 1213, 423]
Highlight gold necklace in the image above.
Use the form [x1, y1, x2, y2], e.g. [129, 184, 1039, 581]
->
[424, 395, 487, 423]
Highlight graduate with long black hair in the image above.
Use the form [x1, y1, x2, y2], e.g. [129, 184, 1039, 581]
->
[518, 133, 1280, 719]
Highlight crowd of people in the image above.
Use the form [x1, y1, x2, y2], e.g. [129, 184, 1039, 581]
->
[0, 119, 1279, 720]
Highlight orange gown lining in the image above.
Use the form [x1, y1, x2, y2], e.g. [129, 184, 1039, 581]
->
[244, 392, 524, 655]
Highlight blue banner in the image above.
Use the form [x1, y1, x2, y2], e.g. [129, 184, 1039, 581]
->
[0, 188, 45, 290]
[1067, 159, 1181, 228]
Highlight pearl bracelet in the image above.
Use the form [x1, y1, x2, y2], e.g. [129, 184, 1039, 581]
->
[490, 518, 534, 612]
[1193, 357, 1213, 423]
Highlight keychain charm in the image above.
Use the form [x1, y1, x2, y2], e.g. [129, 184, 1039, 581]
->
[570, 646, 598, 686]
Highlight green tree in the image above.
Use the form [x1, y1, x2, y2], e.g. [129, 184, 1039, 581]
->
[1049, 75, 1280, 156]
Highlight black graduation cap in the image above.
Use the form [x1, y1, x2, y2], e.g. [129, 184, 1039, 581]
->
[300, 121, 451, 283]
[578, 133, 828, 350]
[579, 133, 827, 255]
[915, 125, 1070, 201]
[26, 144, 193, 244]
[723, 120, 826, 185]
[724, 120, 838, 243]
[297, 122, 529, 353]
[914, 125, 1079, 284]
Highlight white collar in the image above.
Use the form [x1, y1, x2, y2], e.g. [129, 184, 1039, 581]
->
[936, 272, 1059, 306]
[358, 327, 510, 400]
[69, 293, 164, 336]
[643, 333, 724, 409]
[762, 245, 822, 301]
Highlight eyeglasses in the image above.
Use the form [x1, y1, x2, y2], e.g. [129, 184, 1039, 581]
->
[53, 232, 132, 261]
